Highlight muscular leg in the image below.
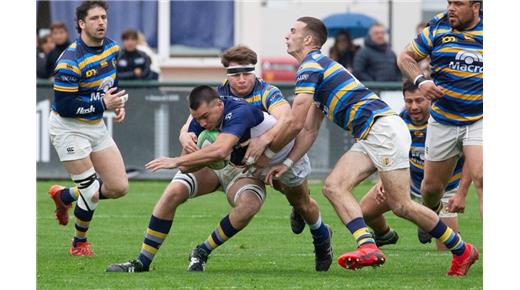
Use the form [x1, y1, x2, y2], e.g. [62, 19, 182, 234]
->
[463, 145, 483, 217]
[107, 169, 220, 272]
[280, 181, 319, 225]
[90, 144, 128, 199]
[198, 177, 265, 255]
[323, 151, 376, 224]
[421, 156, 458, 210]
[380, 169, 468, 256]
[360, 184, 391, 235]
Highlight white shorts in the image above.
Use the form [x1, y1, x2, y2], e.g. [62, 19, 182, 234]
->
[425, 117, 483, 161]
[350, 115, 411, 172]
[256, 154, 311, 187]
[213, 164, 253, 194]
[48, 112, 115, 161]
[411, 188, 458, 218]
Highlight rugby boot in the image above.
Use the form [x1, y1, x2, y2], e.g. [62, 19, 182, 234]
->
[69, 241, 96, 256]
[188, 245, 209, 272]
[448, 243, 479, 276]
[371, 229, 399, 247]
[106, 259, 148, 272]
[290, 207, 306, 234]
[48, 185, 72, 225]
[313, 224, 333, 271]
[337, 243, 386, 270]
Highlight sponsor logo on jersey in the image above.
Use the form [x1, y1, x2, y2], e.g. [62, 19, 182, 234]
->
[225, 112, 233, 120]
[76, 105, 96, 115]
[448, 50, 483, 73]
[296, 74, 309, 82]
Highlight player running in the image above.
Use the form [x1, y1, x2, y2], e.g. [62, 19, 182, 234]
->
[47, 0, 129, 256]
[265, 16, 478, 275]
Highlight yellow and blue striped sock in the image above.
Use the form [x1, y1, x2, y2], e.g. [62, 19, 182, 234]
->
[200, 215, 240, 254]
[346, 217, 376, 247]
[73, 204, 94, 246]
[138, 215, 173, 269]
[429, 220, 466, 256]
[60, 187, 79, 205]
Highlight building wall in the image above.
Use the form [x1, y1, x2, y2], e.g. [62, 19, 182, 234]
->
[161, 0, 424, 82]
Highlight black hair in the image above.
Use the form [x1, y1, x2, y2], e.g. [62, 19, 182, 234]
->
[402, 79, 419, 96]
[189, 86, 220, 110]
[75, 1, 108, 34]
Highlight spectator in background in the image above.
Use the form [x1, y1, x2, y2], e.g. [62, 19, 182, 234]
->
[416, 21, 432, 79]
[353, 23, 402, 82]
[117, 29, 155, 80]
[46, 22, 71, 76]
[329, 30, 359, 71]
[37, 34, 55, 79]
[137, 31, 160, 80]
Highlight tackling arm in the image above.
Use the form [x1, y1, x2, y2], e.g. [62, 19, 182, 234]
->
[269, 93, 314, 152]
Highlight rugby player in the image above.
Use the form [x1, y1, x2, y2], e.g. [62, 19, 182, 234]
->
[265, 16, 478, 275]
[360, 80, 470, 250]
[106, 86, 332, 272]
[47, 0, 129, 256]
[397, 0, 483, 221]
[179, 45, 333, 270]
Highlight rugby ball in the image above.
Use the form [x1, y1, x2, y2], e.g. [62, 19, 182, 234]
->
[196, 130, 228, 170]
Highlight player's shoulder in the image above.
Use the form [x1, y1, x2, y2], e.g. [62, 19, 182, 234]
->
[399, 109, 411, 122]
[427, 12, 452, 35]
[257, 78, 281, 94]
[103, 37, 121, 53]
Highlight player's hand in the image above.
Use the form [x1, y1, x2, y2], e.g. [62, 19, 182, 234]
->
[418, 82, 444, 100]
[375, 181, 386, 204]
[264, 163, 288, 186]
[447, 192, 466, 213]
[241, 136, 270, 166]
[145, 156, 179, 172]
[103, 87, 127, 110]
[114, 107, 125, 123]
[179, 132, 199, 154]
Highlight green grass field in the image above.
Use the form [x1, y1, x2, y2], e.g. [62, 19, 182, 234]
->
[37, 180, 482, 289]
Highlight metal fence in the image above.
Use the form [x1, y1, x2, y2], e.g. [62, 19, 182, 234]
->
[36, 80, 403, 180]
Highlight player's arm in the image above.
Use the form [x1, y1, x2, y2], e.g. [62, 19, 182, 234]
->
[397, 28, 444, 100]
[269, 93, 314, 152]
[285, 104, 324, 162]
[264, 103, 323, 184]
[242, 102, 291, 164]
[447, 161, 472, 213]
[146, 133, 239, 171]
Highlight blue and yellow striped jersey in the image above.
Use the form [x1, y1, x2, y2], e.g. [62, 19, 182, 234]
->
[400, 110, 464, 197]
[52, 37, 120, 122]
[217, 78, 288, 113]
[412, 12, 483, 126]
[295, 50, 395, 139]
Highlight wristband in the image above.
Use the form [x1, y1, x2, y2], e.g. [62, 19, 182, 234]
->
[282, 158, 294, 168]
[413, 75, 426, 87]
[264, 148, 276, 159]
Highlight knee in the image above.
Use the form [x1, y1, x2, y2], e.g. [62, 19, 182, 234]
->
[323, 178, 350, 201]
[472, 171, 483, 188]
[103, 179, 129, 199]
[420, 180, 444, 198]
[390, 203, 412, 219]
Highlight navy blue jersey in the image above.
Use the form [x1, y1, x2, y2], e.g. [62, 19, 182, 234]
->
[188, 96, 264, 165]
[52, 37, 120, 122]
[400, 110, 464, 196]
[217, 78, 288, 113]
